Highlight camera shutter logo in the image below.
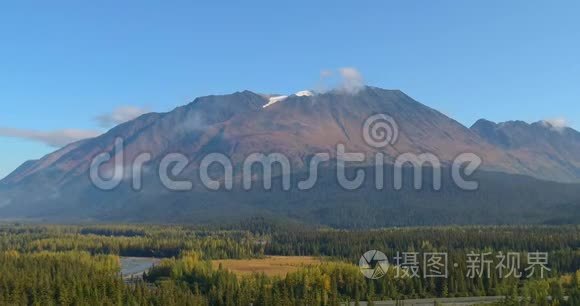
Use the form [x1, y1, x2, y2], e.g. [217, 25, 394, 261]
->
[359, 250, 389, 279]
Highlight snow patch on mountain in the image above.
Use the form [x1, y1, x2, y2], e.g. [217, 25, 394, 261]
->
[262, 90, 314, 108]
[263, 95, 288, 108]
[295, 90, 313, 97]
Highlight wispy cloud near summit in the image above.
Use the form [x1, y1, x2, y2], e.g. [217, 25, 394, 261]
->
[541, 117, 570, 132]
[0, 127, 100, 147]
[338, 67, 365, 94]
[317, 67, 365, 94]
[0, 105, 149, 148]
[95, 106, 149, 128]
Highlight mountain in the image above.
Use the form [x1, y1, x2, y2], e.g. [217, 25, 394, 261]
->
[471, 119, 580, 182]
[1, 86, 579, 226]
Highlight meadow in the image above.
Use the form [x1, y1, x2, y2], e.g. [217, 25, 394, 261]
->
[212, 256, 324, 277]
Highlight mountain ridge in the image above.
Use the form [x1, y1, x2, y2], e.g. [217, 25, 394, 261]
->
[0, 86, 580, 184]
[4, 86, 580, 185]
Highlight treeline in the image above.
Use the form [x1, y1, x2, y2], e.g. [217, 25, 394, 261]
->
[0, 223, 579, 305]
[1, 223, 578, 272]
[1, 250, 578, 305]
[0, 251, 206, 305]
[265, 226, 580, 274]
[0, 224, 261, 259]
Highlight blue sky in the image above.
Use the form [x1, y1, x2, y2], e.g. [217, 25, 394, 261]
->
[1, 1, 579, 178]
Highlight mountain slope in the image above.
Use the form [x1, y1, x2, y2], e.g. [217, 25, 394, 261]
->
[1, 87, 525, 186]
[471, 119, 580, 182]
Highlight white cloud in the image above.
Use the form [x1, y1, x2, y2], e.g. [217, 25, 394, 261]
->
[95, 106, 149, 128]
[0, 105, 148, 148]
[317, 67, 365, 94]
[541, 118, 569, 132]
[338, 67, 365, 94]
[0, 127, 101, 147]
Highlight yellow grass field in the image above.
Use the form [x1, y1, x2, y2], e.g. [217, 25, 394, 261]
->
[212, 256, 324, 277]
